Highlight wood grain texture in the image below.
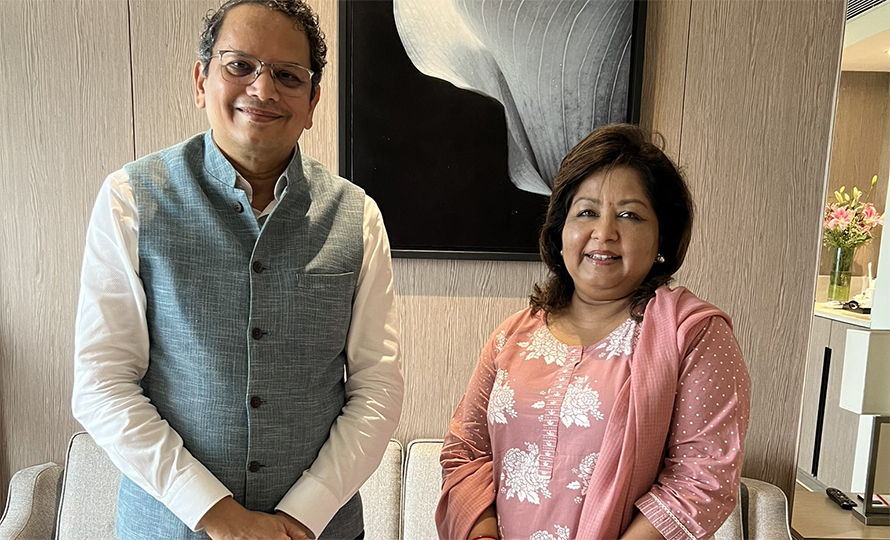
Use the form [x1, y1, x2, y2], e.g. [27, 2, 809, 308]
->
[0, 0, 850, 524]
[797, 316, 833, 478]
[821, 71, 889, 277]
[815, 320, 864, 490]
[392, 259, 548, 444]
[639, 0, 692, 161]
[675, 0, 845, 501]
[129, 0, 218, 156]
[0, 0, 134, 513]
[129, 0, 339, 171]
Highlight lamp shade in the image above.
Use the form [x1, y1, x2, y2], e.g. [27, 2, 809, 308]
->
[839, 330, 890, 415]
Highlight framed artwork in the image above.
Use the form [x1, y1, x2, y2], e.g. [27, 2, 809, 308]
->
[339, 0, 647, 260]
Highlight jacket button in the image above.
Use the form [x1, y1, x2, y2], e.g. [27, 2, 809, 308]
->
[252, 261, 264, 273]
[233, 201, 244, 213]
[250, 396, 262, 408]
[248, 461, 261, 473]
[251, 327, 263, 340]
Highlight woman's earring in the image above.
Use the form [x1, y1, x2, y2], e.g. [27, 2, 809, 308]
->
[655, 253, 665, 264]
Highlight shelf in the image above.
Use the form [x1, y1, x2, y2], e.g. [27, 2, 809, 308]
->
[814, 304, 872, 328]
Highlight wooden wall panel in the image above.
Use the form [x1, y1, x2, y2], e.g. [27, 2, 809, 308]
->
[675, 0, 845, 499]
[129, 0, 217, 157]
[392, 260, 547, 443]
[129, 0, 339, 171]
[639, 0, 691, 161]
[821, 71, 889, 277]
[0, 0, 134, 512]
[0, 0, 849, 524]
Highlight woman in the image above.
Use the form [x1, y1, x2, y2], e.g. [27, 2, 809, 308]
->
[435, 124, 751, 540]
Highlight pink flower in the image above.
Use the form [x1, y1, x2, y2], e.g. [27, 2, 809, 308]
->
[825, 206, 853, 231]
[862, 203, 884, 229]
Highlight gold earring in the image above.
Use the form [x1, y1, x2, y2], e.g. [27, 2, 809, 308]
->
[655, 253, 665, 264]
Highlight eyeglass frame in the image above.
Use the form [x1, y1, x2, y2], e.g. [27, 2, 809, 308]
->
[211, 49, 315, 97]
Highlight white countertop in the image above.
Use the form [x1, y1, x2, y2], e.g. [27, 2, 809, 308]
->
[813, 303, 872, 328]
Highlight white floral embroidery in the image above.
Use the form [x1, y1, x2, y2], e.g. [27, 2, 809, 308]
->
[488, 369, 518, 424]
[560, 376, 604, 427]
[494, 330, 507, 354]
[594, 318, 640, 359]
[567, 452, 599, 504]
[528, 525, 571, 540]
[517, 326, 570, 366]
[500, 443, 552, 504]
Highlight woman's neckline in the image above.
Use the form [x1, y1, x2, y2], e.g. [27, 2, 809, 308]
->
[542, 310, 635, 349]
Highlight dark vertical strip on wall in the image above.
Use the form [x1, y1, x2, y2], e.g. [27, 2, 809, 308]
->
[127, 0, 137, 161]
[674, 0, 694, 159]
[811, 346, 832, 477]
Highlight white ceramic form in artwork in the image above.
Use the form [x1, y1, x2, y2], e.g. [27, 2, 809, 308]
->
[393, 0, 633, 195]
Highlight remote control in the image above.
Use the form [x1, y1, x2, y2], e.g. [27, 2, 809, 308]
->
[826, 487, 857, 509]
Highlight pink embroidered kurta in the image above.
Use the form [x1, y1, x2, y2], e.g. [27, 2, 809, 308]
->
[436, 287, 751, 540]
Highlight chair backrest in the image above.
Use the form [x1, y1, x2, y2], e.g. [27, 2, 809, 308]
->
[359, 440, 403, 540]
[56, 432, 121, 540]
[400, 439, 764, 540]
[713, 487, 743, 540]
[401, 439, 444, 540]
[53, 433, 404, 540]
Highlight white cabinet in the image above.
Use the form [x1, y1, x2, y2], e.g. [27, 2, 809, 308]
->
[797, 315, 867, 490]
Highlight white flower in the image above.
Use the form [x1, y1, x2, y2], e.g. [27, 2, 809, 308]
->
[567, 452, 599, 503]
[594, 318, 640, 359]
[500, 443, 552, 504]
[560, 376, 604, 427]
[528, 525, 571, 540]
[517, 326, 570, 366]
[494, 330, 507, 354]
[488, 369, 518, 424]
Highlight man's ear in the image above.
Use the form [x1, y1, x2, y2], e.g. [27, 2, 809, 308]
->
[303, 85, 322, 130]
[194, 61, 207, 109]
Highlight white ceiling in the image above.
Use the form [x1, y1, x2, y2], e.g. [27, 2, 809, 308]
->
[843, 2, 890, 72]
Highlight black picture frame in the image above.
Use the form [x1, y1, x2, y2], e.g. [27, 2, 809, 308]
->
[339, 0, 647, 260]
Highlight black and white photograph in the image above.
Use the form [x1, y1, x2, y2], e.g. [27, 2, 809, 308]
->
[340, 0, 646, 258]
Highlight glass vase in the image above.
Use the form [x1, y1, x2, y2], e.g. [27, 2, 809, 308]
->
[827, 246, 855, 302]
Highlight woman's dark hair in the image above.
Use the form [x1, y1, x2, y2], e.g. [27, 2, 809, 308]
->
[530, 123, 694, 320]
[198, 0, 327, 99]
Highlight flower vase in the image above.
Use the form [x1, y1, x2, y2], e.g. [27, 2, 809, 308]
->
[827, 246, 855, 302]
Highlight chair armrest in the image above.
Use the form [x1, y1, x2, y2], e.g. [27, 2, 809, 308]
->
[0, 462, 64, 540]
[741, 477, 793, 540]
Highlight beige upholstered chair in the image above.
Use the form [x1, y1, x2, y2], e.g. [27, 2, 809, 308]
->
[399, 440, 794, 540]
[0, 432, 402, 540]
[2, 434, 792, 540]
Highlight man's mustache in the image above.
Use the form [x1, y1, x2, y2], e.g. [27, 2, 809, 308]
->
[233, 99, 287, 116]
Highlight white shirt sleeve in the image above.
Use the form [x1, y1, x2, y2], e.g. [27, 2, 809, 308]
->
[275, 195, 404, 537]
[71, 170, 232, 531]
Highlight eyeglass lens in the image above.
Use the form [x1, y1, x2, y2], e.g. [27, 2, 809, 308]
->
[218, 51, 312, 97]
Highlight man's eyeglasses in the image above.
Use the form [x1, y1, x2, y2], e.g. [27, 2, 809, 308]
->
[213, 50, 314, 98]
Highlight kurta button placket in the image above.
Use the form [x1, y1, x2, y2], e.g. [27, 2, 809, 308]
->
[251, 327, 263, 340]
[248, 461, 261, 473]
[250, 396, 262, 408]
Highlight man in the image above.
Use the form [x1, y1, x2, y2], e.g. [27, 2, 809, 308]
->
[72, 1, 403, 539]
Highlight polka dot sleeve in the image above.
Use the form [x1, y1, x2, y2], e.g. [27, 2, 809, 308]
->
[435, 330, 500, 540]
[635, 316, 751, 540]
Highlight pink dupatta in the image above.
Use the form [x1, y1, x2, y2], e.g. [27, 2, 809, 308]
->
[574, 287, 729, 539]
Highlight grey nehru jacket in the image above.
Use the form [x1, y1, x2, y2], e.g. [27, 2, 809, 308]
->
[116, 131, 365, 540]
